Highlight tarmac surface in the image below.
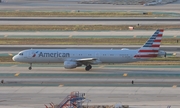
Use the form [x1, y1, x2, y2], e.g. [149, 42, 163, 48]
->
[1, 65, 180, 87]
[1, 17, 180, 21]
[0, 30, 179, 38]
[1, 19, 180, 25]
[0, 45, 180, 52]
[1, 65, 180, 108]
[1, 0, 180, 108]
[1, 0, 180, 12]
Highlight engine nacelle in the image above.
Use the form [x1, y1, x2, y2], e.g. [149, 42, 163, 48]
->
[64, 61, 77, 69]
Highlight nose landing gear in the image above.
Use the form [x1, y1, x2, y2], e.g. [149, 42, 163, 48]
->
[28, 63, 32, 70]
[85, 65, 92, 71]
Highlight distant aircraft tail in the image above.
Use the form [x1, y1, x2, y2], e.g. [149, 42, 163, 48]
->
[134, 29, 164, 58]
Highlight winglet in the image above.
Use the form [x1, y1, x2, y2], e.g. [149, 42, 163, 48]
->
[134, 29, 164, 58]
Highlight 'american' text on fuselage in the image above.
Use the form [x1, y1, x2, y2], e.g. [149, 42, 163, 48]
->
[39, 52, 70, 57]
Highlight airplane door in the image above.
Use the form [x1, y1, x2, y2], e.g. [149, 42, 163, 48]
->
[27, 50, 35, 59]
[27, 50, 32, 58]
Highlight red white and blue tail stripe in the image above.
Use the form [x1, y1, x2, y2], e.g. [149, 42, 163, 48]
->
[134, 29, 164, 58]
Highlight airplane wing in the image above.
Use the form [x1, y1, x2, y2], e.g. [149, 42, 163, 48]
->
[75, 58, 101, 65]
[76, 58, 97, 62]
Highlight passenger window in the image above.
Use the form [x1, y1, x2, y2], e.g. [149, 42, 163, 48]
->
[19, 53, 23, 56]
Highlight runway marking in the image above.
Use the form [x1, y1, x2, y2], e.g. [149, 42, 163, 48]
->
[14, 73, 20, 77]
[69, 35, 72, 38]
[8, 53, 13, 56]
[11, 65, 17, 67]
[4, 35, 8, 38]
[123, 73, 128, 77]
[0, 100, 7, 102]
[71, 10, 75, 12]
[59, 84, 64, 87]
[172, 85, 177, 88]
[98, 65, 105, 68]
[173, 52, 176, 56]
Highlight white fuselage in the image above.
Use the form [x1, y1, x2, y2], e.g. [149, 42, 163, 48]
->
[12, 29, 165, 71]
[13, 49, 140, 64]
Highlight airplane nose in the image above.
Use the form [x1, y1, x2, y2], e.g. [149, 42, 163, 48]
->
[12, 55, 17, 61]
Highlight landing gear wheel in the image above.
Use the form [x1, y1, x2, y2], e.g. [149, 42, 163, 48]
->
[29, 67, 32, 70]
[85, 65, 92, 71]
[85, 66, 90, 71]
[29, 63, 32, 70]
[89, 65, 92, 69]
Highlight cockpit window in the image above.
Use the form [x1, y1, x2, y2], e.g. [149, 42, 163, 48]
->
[19, 53, 23, 56]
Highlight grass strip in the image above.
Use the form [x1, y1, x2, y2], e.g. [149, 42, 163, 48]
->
[0, 38, 179, 45]
[0, 25, 180, 31]
[0, 11, 167, 17]
[0, 56, 13, 62]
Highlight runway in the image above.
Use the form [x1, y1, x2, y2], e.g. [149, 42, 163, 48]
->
[2, 20, 180, 25]
[1, 17, 180, 21]
[1, 17, 180, 25]
[1, 65, 180, 108]
[1, 65, 180, 87]
[0, 30, 179, 38]
[1, 0, 180, 12]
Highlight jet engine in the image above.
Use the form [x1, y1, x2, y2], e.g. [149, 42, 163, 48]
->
[64, 61, 77, 69]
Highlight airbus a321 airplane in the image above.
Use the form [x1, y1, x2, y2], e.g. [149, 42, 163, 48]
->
[12, 29, 166, 71]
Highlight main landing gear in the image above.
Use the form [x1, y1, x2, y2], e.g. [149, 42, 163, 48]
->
[85, 65, 92, 71]
[29, 63, 32, 70]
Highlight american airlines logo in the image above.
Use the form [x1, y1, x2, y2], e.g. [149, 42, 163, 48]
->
[32, 51, 39, 57]
[39, 52, 70, 57]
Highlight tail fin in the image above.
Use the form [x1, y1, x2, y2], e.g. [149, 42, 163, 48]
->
[134, 29, 164, 58]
